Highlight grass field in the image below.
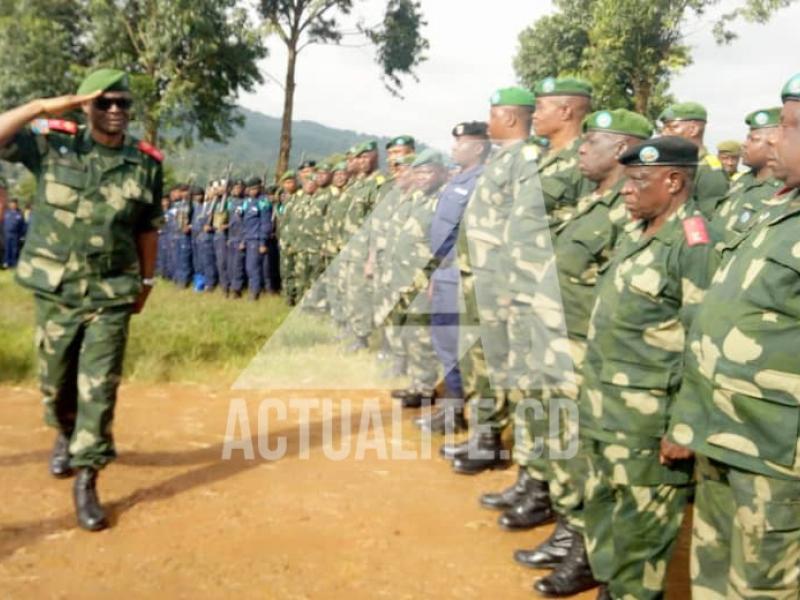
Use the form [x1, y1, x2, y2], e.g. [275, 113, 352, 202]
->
[0, 270, 291, 385]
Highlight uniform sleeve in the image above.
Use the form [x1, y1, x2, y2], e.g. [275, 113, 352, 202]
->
[676, 235, 721, 337]
[260, 200, 272, 242]
[0, 128, 46, 174]
[136, 162, 164, 233]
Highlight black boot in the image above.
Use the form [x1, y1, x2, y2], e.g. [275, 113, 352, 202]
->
[347, 336, 369, 352]
[73, 468, 108, 532]
[498, 481, 553, 530]
[439, 438, 471, 460]
[402, 392, 435, 409]
[451, 432, 509, 474]
[49, 431, 73, 478]
[480, 466, 534, 510]
[596, 584, 611, 600]
[413, 405, 467, 434]
[533, 527, 598, 597]
[514, 518, 573, 569]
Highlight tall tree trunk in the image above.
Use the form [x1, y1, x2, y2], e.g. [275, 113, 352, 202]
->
[277, 43, 298, 177]
[633, 78, 651, 116]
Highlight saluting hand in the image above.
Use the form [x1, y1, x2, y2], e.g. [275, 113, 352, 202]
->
[38, 91, 103, 116]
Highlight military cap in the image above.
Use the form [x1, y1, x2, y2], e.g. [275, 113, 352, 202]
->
[333, 161, 348, 172]
[452, 121, 489, 137]
[279, 170, 296, 182]
[745, 107, 781, 129]
[411, 149, 445, 168]
[266, 184, 279, 195]
[620, 136, 699, 167]
[659, 102, 708, 123]
[316, 162, 332, 172]
[355, 141, 378, 155]
[490, 87, 535, 107]
[346, 146, 357, 156]
[782, 73, 800, 102]
[245, 176, 263, 188]
[298, 160, 316, 170]
[583, 109, 653, 139]
[534, 76, 592, 98]
[77, 68, 130, 95]
[386, 135, 415, 149]
[716, 140, 742, 155]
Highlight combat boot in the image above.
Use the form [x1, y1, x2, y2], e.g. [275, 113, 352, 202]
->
[533, 526, 598, 597]
[480, 466, 533, 510]
[73, 468, 108, 532]
[396, 391, 435, 409]
[498, 478, 553, 530]
[413, 405, 466, 433]
[451, 431, 509, 474]
[347, 336, 369, 352]
[514, 517, 573, 568]
[439, 437, 471, 460]
[49, 431, 73, 478]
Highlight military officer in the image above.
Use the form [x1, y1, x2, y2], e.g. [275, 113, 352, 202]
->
[293, 175, 322, 301]
[242, 176, 271, 300]
[385, 135, 416, 166]
[277, 171, 299, 304]
[297, 159, 317, 185]
[716, 139, 743, 178]
[0, 68, 163, 530]
[322, 161, 351, 329]
[713, 107, 784, 241]
[659, 102, 730, 218]
[302, 163, 334, 310]
[413, 122, 489, 433]
[666, 72, 800, 600]
[578, 136, 719, 599]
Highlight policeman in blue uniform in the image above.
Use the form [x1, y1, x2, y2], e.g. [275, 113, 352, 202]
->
[415, 121, 491, 433]
[226, 179, 247, 298]
[242, 176, 272, 300]
[172, 183, 193, 287]
[189, 185, 205, 286]
[2, 197, 26, 268]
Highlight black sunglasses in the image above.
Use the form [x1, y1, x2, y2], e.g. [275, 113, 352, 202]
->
[93, 97, 133, 111]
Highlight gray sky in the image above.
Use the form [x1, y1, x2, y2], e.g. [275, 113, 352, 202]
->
[240, 0, 800, 154]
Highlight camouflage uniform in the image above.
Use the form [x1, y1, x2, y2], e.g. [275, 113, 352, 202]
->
[366, 177, 398, 326]
[342, 171, 385, 341]
[712, 170, 783, 242]
[693, 150, 731, 219]
[580, 200, 720, 599]
[293, 189, 326, 300]
[668, 188, 800, 599]
[322, 183, 349, 323]
[0, 119, 163, 469]
[302, 184, 332, 310]
[277, 192, 299, 304]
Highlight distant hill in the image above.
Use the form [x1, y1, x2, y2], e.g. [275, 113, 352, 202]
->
[170, 107, 407, 182]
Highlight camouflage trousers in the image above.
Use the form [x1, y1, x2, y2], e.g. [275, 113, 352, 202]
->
[34, 296, 131, 469]
[691, 455, 800, 600]
[391, 286, 438, 394]
[583, 439, 692, 599]
[344, 260, 374, 339]
[326, 257, 346, 324]
[279, 245, 297, 304]
[295, 249, 326, 309]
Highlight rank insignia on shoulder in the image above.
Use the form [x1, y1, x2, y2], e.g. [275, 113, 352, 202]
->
[683, 215, 710, 246]
[31, 118, 78, 136]
[137, 140, 164, 162]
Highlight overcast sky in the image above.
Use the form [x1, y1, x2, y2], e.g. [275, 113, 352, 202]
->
[240, 0, 799, 154]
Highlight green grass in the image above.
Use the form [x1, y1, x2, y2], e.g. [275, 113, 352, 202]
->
[0, 270, 291, 385]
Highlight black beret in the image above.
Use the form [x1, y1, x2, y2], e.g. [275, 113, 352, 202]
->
[298, 160, 317, 170]
[452, 121, 489, 138]
[245, 176, 263, 188]
[620, 136, 699, 167]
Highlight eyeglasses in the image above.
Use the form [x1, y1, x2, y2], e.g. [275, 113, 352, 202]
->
[93, 97, 133, 111]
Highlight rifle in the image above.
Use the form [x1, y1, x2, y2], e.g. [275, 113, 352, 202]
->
[205, 163, 232, 233]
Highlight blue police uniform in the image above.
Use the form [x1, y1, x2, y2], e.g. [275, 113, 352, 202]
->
[190, 199, 205, 282]
[172, 198, 193, 286]
[227, 196, 247, 295]
[209, 195, 229, 293]
[2, 207, 26, 267]
[241, 195, 272, 299]
[429, 164, 483, 399]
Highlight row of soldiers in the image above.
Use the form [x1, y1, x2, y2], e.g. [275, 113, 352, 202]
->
[283, 73, 799, 600]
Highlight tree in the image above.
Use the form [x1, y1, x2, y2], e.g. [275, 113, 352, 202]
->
[259, 0, 428, 176]
[514, 0, 798, 119]
[0, 0, 267, 147]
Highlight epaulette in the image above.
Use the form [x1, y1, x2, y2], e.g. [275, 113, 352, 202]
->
[522, 144, 541, 162]
[375, 174, 386, 186]
[682, 215, 710, 246]
[703, 154, 723, 170]
[137, 140, 164, 163]
[30, 118, 78, 136]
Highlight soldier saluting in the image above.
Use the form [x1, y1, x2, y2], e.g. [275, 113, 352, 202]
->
[0, 69, 164, 531]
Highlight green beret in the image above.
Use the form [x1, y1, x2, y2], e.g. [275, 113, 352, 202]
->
[279, 170, 296, 182]
[386, 135, 415, 149]
[659, 102, 707, 123]
[411, 149, 445, 168]
[333, 162, 348, 172]
[77, 68, 130, 95]
[490, 87, 535, 107]
[245, 177, 263, 188]
[534, 76, 592, 98]
[356, 141, 378, 155]
[620, 136, 699, 167]
[346, 146, 357, 156]
[316, 162, 332, 172]
[583, 109, 653, 139]
[716, 140, 742, 155]
[782, 73, 800, 102]
[745, 107, 781, 129]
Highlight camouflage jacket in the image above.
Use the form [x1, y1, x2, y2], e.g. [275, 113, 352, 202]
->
[580, 199, 720, 452]
[538, 137, 595, 230]
[0, 119, 163, 307]
[293, 188, 327, 252]
[712, 171, 784, 242]
[277, 192, 301, 251]
[341, 170, 386, 262]
[554, 178, 629, 340]
[367, 177, 398, 261]
[668, 188, 800, 480]
[693, 149, 730, 219]
[321, 185, 348, 257]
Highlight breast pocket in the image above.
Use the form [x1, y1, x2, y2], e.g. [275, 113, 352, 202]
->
[43, 161, 88, 212]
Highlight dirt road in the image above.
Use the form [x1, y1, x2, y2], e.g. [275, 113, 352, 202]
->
[0, 384, 688, 599]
